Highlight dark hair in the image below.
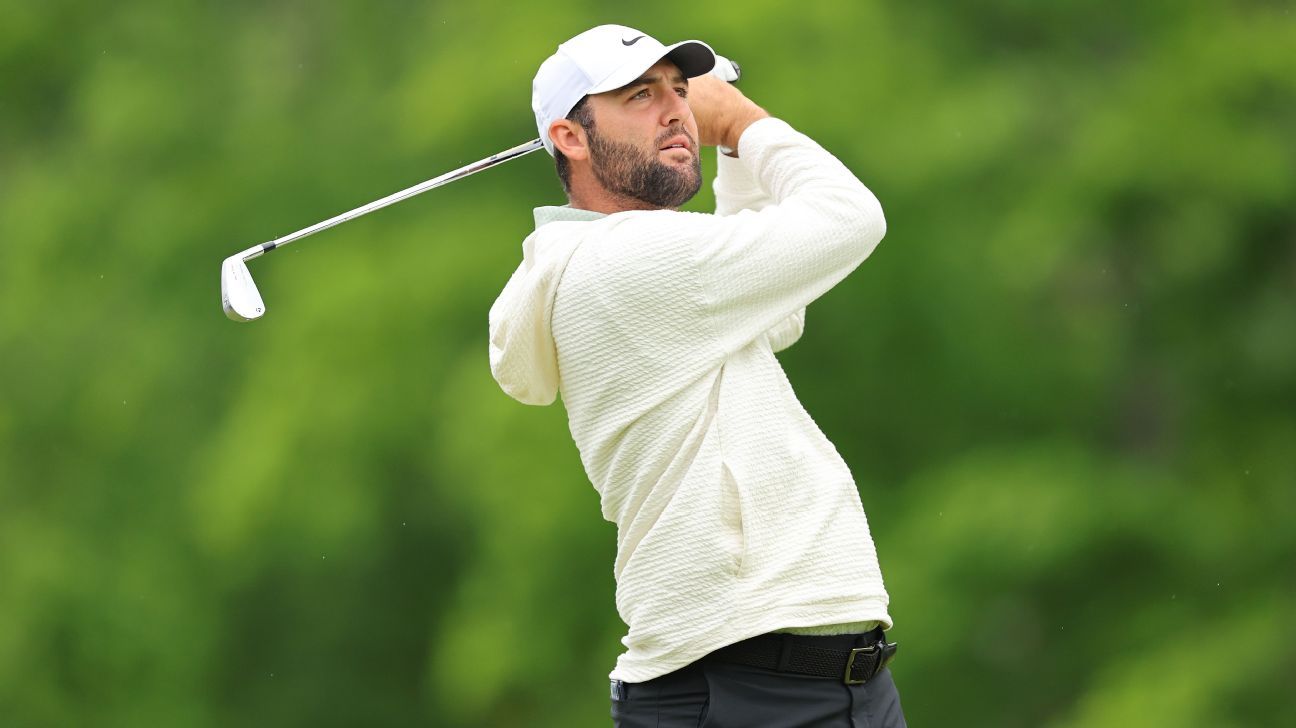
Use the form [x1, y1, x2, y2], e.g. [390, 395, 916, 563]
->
[554, 96, 595, 192]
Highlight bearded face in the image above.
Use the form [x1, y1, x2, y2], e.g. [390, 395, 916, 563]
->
[586, 123, 702, 209]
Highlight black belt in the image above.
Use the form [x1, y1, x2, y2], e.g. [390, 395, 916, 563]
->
[704, 629, 898, 685]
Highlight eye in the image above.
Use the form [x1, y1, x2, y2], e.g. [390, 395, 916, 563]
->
[676, 87, 688, 98]
[632, 89, 649, 99]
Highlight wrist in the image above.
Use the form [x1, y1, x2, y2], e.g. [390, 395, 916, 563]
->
[723, 107, 770, 155]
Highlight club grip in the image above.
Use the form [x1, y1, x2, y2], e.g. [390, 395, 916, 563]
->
[712, 54, 741, 83]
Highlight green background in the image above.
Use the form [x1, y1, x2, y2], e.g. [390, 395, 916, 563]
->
[2, 1, 1293, 725]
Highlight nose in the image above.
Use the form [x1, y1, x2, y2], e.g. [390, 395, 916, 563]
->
[661, 88, 691, 127]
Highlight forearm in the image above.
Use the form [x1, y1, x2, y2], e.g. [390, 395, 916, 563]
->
[765, 309, 806, 353]
[714, 151, 771, 216]
[693, 117, 887, 355]
[717, 105, 770, 157]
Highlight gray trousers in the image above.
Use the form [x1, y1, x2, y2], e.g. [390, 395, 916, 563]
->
[610, 654, 906, 727]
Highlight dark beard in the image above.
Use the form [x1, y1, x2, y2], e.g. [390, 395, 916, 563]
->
[587, 126, 702, 209]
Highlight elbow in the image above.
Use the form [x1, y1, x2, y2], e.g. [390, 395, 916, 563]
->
[866, 193, 886, 250]
[821, 183, 887, 259]
[851, 182, 886, 260]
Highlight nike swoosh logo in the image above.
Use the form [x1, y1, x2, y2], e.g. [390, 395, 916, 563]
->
[622, 35, 645, 46]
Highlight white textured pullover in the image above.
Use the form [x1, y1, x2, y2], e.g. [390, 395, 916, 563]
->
[489, 117, 891, 682]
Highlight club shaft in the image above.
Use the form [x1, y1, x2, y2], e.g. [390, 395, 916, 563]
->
[239, 138, 545, 261]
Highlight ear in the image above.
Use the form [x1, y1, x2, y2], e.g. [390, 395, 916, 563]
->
[550, 118, 590, 161]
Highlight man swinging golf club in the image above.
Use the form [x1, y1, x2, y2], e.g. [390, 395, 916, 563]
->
[489, 25, 905, 726]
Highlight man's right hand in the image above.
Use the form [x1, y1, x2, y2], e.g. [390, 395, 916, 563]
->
[689, 73, 770, 155]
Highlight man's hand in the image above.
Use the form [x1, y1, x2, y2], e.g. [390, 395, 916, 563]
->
[688, 73, 770, 155]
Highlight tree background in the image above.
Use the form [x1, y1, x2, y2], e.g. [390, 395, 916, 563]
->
[1, 1, 1293, 726]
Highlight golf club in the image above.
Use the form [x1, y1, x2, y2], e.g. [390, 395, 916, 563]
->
[221, 138, 544, 322]
[221, 55, 741, 322]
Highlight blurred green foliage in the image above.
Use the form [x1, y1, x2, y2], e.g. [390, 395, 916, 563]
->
[1, 1, 1293, 726]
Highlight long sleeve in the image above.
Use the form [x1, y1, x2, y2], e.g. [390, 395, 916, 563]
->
[692, 118, 885, 358]
[713, 149, 774, 215]
[763, 308, 805, 353]
[714, 145, 806, 352]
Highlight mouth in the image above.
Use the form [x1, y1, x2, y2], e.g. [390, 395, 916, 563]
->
[658, 135, 693, 155]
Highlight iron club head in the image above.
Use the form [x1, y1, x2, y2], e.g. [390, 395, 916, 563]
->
[221, 254, 266, 322]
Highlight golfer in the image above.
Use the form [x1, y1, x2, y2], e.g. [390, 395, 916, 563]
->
[490, 24, 904, 727]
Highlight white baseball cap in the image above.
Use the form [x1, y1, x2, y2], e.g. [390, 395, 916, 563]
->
[532, 25, 716, 155]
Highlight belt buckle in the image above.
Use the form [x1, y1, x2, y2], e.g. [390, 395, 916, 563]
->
[843, 645, 877, 685]
[844, 640, 898, 685]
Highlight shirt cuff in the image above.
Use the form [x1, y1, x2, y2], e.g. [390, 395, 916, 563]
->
[714, 118, 792, 203]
